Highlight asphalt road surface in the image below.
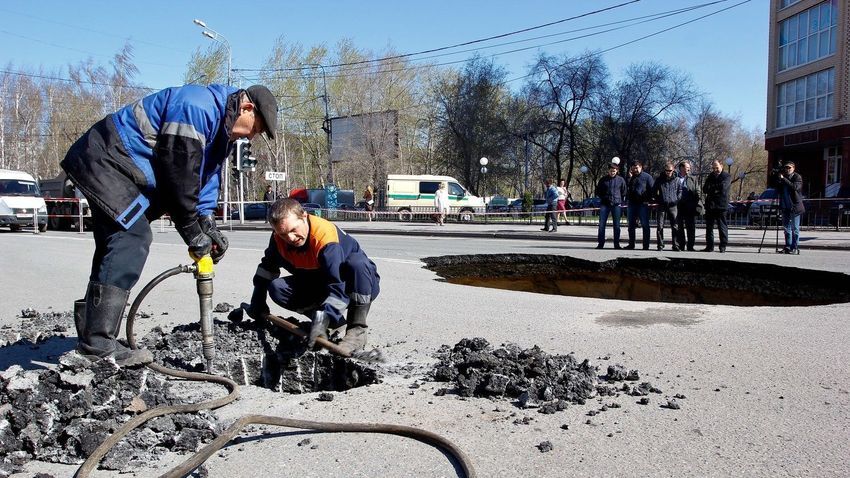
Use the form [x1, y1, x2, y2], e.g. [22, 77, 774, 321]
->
[1, 227, 849, 477]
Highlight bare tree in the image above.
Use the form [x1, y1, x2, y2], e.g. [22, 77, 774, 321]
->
[522, 52, 606, 190]
[601, 62, 699, 173]
[433, 56, 509, 196]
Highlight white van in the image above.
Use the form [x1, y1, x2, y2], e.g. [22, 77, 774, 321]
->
[386, 174, 484, 221]
[0, 169, 48, 232]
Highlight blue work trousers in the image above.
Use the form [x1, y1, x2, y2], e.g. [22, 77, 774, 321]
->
[597, 204, 622, 247]
[267, 253, 380, 325]
[627, 202, 650, 249]
[782, 210, 801, 251]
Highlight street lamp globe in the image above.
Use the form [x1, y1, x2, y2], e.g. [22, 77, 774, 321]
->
[611, 156, 620, 166]
[579, 165, 589, 174]
[725, 157, 734, 167]
[479, 157, 488, 166]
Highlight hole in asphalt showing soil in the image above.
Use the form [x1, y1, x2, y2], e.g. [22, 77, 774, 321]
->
[0, 309, 379, 475]
[423, 254, 850, 306]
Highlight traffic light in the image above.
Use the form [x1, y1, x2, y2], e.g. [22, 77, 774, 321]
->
[234, 138, 257, 172]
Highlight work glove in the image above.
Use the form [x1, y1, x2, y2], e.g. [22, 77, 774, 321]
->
[199, 215, 229, 263]
[177, 220, 212, 261]
[307, 310, 330, 350]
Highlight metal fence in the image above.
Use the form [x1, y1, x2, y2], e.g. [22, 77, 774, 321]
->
[26, 196, 850, 232]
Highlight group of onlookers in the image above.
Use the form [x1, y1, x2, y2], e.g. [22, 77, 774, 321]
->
[595, 158, 731, 252]
[593, 158, 805, 254]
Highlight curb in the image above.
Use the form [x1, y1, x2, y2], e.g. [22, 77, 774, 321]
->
[219, 222, 850, 251]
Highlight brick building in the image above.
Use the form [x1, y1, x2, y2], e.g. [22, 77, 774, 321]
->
[766, 0, 848, 198]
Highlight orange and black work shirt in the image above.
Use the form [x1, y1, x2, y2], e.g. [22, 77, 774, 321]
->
[253, 215, 374, 320]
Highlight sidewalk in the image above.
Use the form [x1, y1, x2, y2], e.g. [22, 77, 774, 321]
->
[220, 218, 850, 250]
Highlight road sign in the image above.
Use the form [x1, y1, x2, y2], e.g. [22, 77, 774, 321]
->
[264, 171, 286, 181]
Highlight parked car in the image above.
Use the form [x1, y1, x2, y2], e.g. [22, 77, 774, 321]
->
[487, 195, 511, 212]
[230, 202, 270, 221]
[828, 186, 850, 228]
[747, 188, 780, 226]
[579, 197, 602, 216]
[507, 198, 548, 213]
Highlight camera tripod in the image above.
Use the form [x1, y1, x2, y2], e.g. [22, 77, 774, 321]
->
[757, 204, 782, 253]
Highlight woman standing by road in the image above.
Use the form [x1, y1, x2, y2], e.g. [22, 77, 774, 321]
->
[434, 182, 450, 226]
[363, 185, 376, 221]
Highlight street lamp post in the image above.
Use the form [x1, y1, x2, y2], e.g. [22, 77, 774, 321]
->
[725, 157, 735, 203]
[738, 171, 746, 201]
[579, 165, 589, 200]
[193, 19, 231, 86]
[480, 157, 489, 223]
[193, 19, 236, 223]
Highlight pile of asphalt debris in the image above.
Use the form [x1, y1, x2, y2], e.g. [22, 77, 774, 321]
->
[0, 308, 71, 347]
[143, 313, 381, 393]
[431, 338, 681, 413]
[0, 307, 380, 475]
[0, 351, 221, 476]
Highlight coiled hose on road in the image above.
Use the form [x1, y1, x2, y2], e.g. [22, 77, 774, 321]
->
[75, 265, 476, 478]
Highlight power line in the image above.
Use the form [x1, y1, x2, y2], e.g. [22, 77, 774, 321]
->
[0, 29, 183, 69]
[0, 69, 156, 91]
[237, 0, 643, 73]
[0, 7, 189, 54]
[502, 0, 751, 86]
[235, 0, 740, 82]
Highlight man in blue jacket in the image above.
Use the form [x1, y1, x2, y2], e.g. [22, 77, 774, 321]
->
[61, 84, 278, 366]
[624, 160, 654, 250]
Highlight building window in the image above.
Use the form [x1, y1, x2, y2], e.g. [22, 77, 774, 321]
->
[825, 146, 842, 193]
[778, 0, 837, 71]
[776, 68, 834, 128]
[780, 0, 801, 8]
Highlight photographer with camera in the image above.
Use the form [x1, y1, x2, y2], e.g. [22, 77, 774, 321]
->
[774, 161, 805, 254]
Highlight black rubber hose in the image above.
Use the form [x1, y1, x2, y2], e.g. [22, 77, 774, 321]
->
[75, 265, 476, 478]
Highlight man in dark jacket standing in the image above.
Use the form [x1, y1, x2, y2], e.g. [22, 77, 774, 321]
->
[675, 161, 700, 251]
[595, 162, 627, 249]
[61, 84, 278, 366]
[702, 160, 732, 252]
[653, 161, 682, 250]
[624, 160, 654, 250]
[775, 161, 805, 254]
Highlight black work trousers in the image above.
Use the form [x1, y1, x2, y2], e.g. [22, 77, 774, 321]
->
[89, 202, 153, 291]
[704, 209, 728, 249]
[656, 205, 678, 249]
[676, 210, 696, 250]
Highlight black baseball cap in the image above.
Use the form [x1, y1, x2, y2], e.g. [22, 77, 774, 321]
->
[245, 85, 278, 140]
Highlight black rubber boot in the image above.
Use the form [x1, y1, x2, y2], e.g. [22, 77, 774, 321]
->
[73, 297, 85, 339]
[338, 303, 369, 354]
[78, 281, 152, 367]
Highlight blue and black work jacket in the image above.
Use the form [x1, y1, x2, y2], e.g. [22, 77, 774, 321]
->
[253, 215, 379, 324]
[61, 84, 239, 229]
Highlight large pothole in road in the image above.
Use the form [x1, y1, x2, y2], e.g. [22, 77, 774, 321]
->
[423, 254, 850, 306]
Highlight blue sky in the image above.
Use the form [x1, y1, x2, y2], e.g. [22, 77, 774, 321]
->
[1, 0, 767, 131]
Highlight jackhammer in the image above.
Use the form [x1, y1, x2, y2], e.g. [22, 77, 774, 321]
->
[194, 255, 215, 373]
